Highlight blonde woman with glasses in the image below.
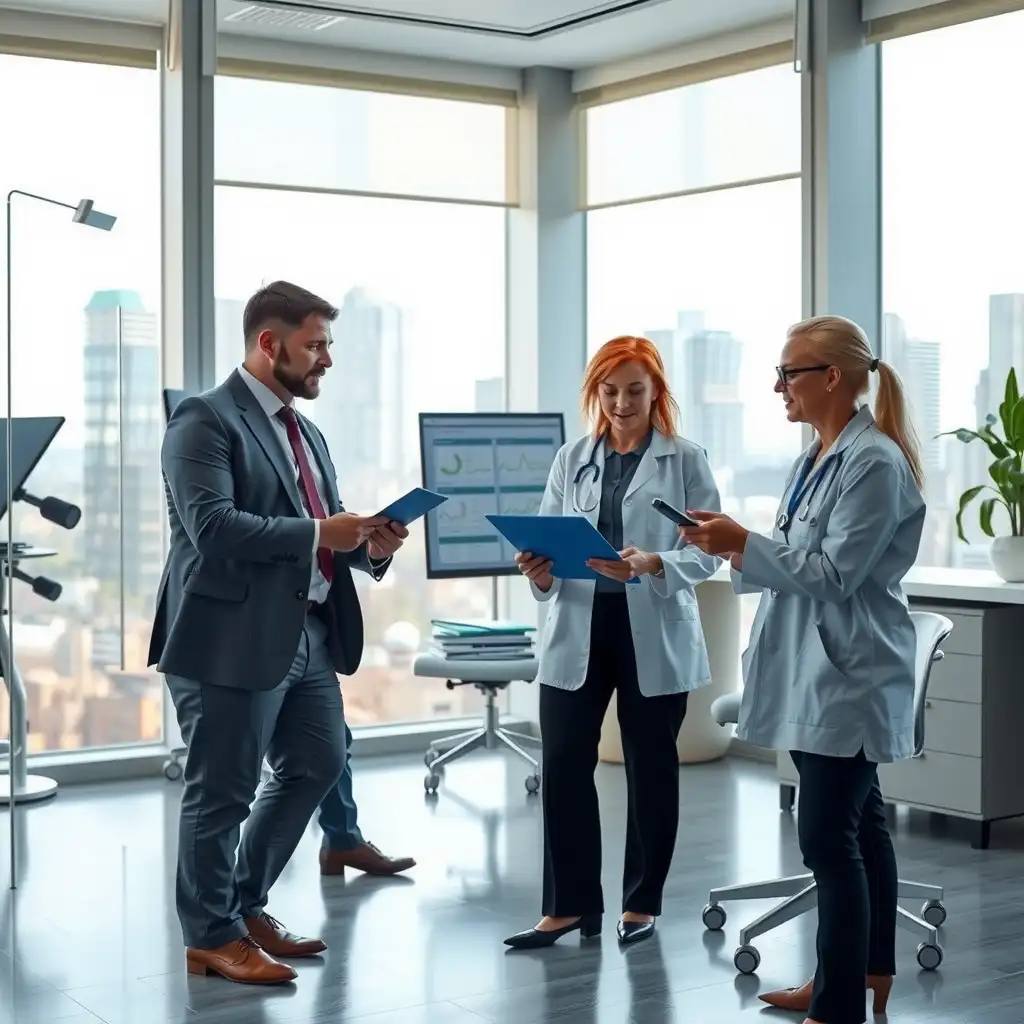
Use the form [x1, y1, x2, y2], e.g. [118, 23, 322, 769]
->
[680, 316, 925, 1024]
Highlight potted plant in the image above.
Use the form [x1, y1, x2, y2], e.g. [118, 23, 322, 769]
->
[945, 367, 1024, 582]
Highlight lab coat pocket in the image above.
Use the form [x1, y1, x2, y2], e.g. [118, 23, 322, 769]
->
[788, 623, 863, 729]
[663, 597, 698, 622]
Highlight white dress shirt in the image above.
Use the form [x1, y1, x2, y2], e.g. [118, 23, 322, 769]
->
[238, 366, 332, 605]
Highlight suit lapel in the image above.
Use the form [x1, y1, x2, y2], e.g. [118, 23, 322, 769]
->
[228, 372, 306, 517]
[298, 415, 342, 515]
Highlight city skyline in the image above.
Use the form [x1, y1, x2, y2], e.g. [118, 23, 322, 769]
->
[5, 7, 1024, 752]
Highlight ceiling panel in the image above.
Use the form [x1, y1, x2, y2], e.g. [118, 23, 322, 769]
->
[255, 0, 666, 35]
[218, 0, 792, 70]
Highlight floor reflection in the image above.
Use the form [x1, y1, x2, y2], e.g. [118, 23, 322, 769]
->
[0, 751, 1019, 1022]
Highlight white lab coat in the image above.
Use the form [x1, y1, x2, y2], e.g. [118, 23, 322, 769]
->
[732, 406, 925, 762]
[529, 430, 721, 697]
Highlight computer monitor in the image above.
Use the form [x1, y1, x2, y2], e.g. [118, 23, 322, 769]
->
[419, 412, 566, 580]
[0, 416, 65, 521]
[163, 388, 187, 421]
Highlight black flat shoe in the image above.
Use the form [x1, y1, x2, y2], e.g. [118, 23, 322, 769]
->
[617, 919, 655, 945]
[503, 913, 603, 949]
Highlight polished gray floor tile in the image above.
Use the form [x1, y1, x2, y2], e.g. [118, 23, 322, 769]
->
[2, 750, 1024, 1022]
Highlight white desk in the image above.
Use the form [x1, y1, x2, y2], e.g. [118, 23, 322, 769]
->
[774, 567, 1024, 849]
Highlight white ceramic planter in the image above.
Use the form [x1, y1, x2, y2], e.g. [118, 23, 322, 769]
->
[990, 536, 1024, 583]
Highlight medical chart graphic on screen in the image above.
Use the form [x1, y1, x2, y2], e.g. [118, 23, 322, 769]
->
[419, 412, 565, 579]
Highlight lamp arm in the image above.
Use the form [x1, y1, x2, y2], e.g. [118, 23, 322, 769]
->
[5, 189, 77, 213]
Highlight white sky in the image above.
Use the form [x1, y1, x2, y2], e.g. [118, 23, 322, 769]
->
[1, 10, 1022, 466]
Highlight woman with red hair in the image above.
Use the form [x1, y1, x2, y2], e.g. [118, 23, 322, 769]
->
[504, 335, 722, 950]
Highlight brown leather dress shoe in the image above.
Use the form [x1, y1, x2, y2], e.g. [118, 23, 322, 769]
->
[319, 841, 416, 876]
[185, 936, 297, 985]
[245, 912, 327, 958]
[760, 975, 892, 1014]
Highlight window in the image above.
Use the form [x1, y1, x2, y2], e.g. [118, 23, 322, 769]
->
[215, 75, 510, 203]
[882, 11, 1024, 568]
[0, 56, 163, 752]
[585, 65, 803, 648]
[214, 77, 509, 727]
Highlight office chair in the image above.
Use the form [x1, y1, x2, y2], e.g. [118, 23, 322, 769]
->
[415, 654, 542, 795]
[702, 610, 953, 976]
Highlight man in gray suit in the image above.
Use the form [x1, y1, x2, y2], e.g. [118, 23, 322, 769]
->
[150, 281, 409, 985]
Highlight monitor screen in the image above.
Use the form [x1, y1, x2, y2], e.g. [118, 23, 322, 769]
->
[0, 416, 65, 521]
[163, 388, 187, 421]
[419, 412, 566, 579]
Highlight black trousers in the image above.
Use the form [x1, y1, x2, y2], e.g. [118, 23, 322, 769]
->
[792, 749, 898, 1024]
[539, 592, 688, 918]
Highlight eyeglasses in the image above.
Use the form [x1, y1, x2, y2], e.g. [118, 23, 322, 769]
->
[776, 364, 831, 387]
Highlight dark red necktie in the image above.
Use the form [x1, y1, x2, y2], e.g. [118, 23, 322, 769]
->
[276, 406, 334, 583]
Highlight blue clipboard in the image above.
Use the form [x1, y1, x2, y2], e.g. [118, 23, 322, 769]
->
[378, 487, 448, 525]
[486, 513, 640, 584]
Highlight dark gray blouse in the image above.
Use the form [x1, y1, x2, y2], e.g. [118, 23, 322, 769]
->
[595, 431, 652, 593]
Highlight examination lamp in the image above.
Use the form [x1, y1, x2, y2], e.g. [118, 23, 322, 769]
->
[12, 488, 80, 529]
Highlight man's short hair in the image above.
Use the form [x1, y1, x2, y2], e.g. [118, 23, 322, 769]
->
[242, 281, 338, 351]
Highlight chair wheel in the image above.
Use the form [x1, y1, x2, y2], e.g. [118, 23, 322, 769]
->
[424, 773, 440, 794]
[525, 774, 541, 794]
[702, 903, 726, 931]
[921, 899, 946, 927]
[916, 941, 942, 971]
[733, 944, 760, 974]
[163, 758, 183, 781]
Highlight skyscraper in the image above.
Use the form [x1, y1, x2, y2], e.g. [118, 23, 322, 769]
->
[315, 287, 406, 495]
[82, 290, 162, 604]
[884, 313, 941, 474]
[987, 294, 1024, 405]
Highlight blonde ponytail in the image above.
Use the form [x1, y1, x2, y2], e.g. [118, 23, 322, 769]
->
[787, 315, 925, 491]
[873, 359, 924, 490]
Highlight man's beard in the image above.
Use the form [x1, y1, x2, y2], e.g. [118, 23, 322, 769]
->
[273, 350, 321, 400]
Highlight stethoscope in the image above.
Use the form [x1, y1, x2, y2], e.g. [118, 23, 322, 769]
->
[571, 434, 605, 514]
[776, 452, 843, 533]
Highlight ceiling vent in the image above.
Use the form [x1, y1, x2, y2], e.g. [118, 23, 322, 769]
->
[223, 3, 347, 31]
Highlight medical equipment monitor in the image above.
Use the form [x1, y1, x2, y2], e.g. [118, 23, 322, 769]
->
[419, 412, 565, 579]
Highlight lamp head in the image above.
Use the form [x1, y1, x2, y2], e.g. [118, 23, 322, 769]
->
[72, 199, 116, 231]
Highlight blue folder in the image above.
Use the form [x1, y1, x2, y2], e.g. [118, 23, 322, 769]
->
[486, 514, 640, 584]
[378, 487, 448, 525]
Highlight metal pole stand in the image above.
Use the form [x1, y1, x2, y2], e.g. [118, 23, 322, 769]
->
[0, 556, 58, 805]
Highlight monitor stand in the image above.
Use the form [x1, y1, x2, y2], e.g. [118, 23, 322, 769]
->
[0, 548, 59, 805]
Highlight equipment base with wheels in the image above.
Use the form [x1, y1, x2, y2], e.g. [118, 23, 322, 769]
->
[418, 674, 541, 797]
[0, 772, 58, 805]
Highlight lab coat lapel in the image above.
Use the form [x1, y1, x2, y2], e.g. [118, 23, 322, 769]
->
[624, 430, 670, 499]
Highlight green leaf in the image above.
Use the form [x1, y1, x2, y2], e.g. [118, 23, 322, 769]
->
[979, 497, 998, 538]
[1006, 367, 1020, 409]
[1011, 398, 1024, 453]
[954, 484, 985, 543]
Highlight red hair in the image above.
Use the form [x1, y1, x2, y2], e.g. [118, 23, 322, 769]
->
[582, 335, 679, 438]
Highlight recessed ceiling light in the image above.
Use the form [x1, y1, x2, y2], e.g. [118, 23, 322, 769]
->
[224, 3, 347, 32]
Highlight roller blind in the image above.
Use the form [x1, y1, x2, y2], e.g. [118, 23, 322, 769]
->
[865, 0, 1024, 42]
[0, 33, 157, 70]
[576, 41, 792, 108]
[216, 56, 518, 108]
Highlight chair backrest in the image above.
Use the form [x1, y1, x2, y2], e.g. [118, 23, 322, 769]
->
[909, 610, 954, 757]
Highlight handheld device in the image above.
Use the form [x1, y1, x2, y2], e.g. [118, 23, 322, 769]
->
[651, 498, 700, 528]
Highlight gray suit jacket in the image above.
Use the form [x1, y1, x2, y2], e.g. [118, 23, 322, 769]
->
[148, 370, 389, 690]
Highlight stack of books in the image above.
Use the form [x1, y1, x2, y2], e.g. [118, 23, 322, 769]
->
[429, 618, 536, 661]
